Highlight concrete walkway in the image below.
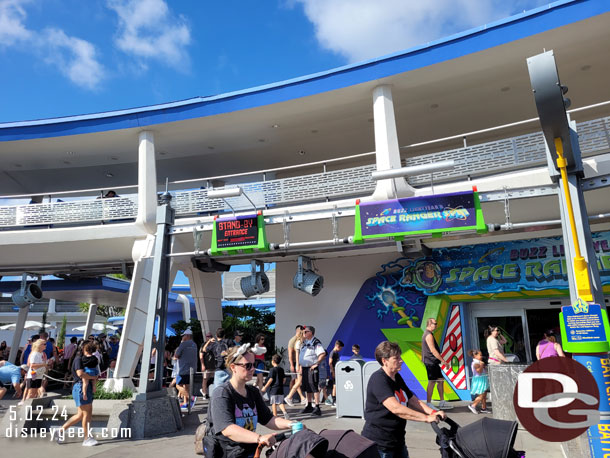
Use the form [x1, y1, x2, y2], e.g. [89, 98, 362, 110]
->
[0, 396, 563, 458]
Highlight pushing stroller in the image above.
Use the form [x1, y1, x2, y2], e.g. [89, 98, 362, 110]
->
[432, 416, 525, 458]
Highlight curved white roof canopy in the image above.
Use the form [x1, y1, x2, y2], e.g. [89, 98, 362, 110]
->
[0, 0, 609, 195]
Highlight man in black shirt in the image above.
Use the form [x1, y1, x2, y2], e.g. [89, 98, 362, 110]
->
[362, 341, 444, 458]
[326, 339, 343, 406]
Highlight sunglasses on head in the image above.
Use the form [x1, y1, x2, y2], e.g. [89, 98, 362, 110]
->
[233, 362, 254, 370]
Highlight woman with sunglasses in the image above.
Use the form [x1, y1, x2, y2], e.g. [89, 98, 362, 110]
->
[210, 344, 296, 458]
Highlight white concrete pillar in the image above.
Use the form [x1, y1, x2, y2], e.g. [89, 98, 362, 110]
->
[84, 303, 97, 339]
[8, 307, 29, 364]
[177, 294, 191, 322]
[183, 267, 223, 336]
[135, 130, 158, 233]
[48, 298, 56, 314]
[372, 84, 415, 200]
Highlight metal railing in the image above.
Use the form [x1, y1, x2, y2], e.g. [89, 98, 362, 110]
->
[0, 111, 608, 228]
[0, 196, 138, 228]
[405, 115, 610, 185]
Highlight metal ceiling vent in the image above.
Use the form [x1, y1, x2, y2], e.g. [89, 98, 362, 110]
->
[240, 260, 270, 298]
[293, 255, 324, 296]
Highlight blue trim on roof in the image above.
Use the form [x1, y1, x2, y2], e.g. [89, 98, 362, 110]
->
[222, 299, 275, 308]
[0, 277, 194, 311]
[1, 1, 606, 141]
[0, 277, 130, 293]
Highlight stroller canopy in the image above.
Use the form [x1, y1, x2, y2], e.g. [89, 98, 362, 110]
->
[455, 417, 518, 458]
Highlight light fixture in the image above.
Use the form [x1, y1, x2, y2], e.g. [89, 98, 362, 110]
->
[12, 274, 43, 308]
[240, 260, 270, 298]
[272, 124, 280, 128]
[298, 150, 306, 156]
[207, 186, 257, 216]
[105, 172, 114, 178]
[293, 256, 324, 296]
[372, 159, 455, 181]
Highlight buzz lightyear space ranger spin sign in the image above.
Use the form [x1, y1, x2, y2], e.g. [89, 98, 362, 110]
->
[353, 189, 610, 296]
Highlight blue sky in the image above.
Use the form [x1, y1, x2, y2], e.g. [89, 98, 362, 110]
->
[0, 0, 550, 123]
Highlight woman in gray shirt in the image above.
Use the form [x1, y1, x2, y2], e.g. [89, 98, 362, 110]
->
[210, 344, 295, 458]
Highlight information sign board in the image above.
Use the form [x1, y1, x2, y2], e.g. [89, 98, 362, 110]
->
[210, 212, 268, 255]
[353, 190, 486, 243]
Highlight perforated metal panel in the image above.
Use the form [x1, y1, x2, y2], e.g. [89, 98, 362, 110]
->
[0, 116, 608, 227]
[0, 196, 138, 227]
[406, 116, 610, 185]
[171, 164, 377, 216]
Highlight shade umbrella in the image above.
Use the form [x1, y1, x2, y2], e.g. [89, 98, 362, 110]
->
[71, 323, 118, 333]
[0, 321, 56, 331]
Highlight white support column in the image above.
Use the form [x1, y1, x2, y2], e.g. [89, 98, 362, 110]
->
[135, 130, 158, 234]
[183, 267, 223, 336]
[84, 303, 97, 339]
[177, 294, 191, 322]
[8, 307, 29, 364]
[371, 85, 415, 200]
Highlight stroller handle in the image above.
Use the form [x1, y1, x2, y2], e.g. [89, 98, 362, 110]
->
[430, 416, 460, 437]
[253, 430, 293, 458]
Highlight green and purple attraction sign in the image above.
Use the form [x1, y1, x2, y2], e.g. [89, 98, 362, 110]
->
[354, 190, 486, 243]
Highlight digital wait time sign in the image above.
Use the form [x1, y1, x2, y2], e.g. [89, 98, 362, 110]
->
[210, 213, 269, 255]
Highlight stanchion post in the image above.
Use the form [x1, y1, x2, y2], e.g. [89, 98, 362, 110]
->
[188, 367, 194, 414]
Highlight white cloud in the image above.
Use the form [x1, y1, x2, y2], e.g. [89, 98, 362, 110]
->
[293, 0, 548, 63]
[106, 0, 191, 69]
[0, 0, 105, 90]
[0, 0, 33, 47]
[41, 28, 105, 90]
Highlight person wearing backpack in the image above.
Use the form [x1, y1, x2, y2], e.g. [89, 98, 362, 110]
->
[208, 328, 233, 396]
[199, 332, 216, 399]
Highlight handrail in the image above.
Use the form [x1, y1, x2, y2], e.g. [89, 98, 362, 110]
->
[168, 151, 376, 185]
[0, 184, 139, 200]
[401, 100, 610, 149]
[0, 99, 608, 200]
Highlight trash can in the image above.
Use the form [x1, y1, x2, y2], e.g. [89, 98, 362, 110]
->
[335, 360, 365, 418]
[362, 361, 381, 405]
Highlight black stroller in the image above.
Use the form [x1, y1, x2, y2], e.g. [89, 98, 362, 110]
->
[262, 429, 379, 458]
[432, 417, 525, 458]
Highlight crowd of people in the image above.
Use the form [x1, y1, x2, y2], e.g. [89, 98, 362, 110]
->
[0, 319, 567, 455]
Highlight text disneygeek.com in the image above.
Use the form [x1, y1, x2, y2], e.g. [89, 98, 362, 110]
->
[5, 425, 132, 440]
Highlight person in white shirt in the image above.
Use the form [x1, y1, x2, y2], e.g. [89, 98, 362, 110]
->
[298, 326, 326, 416]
